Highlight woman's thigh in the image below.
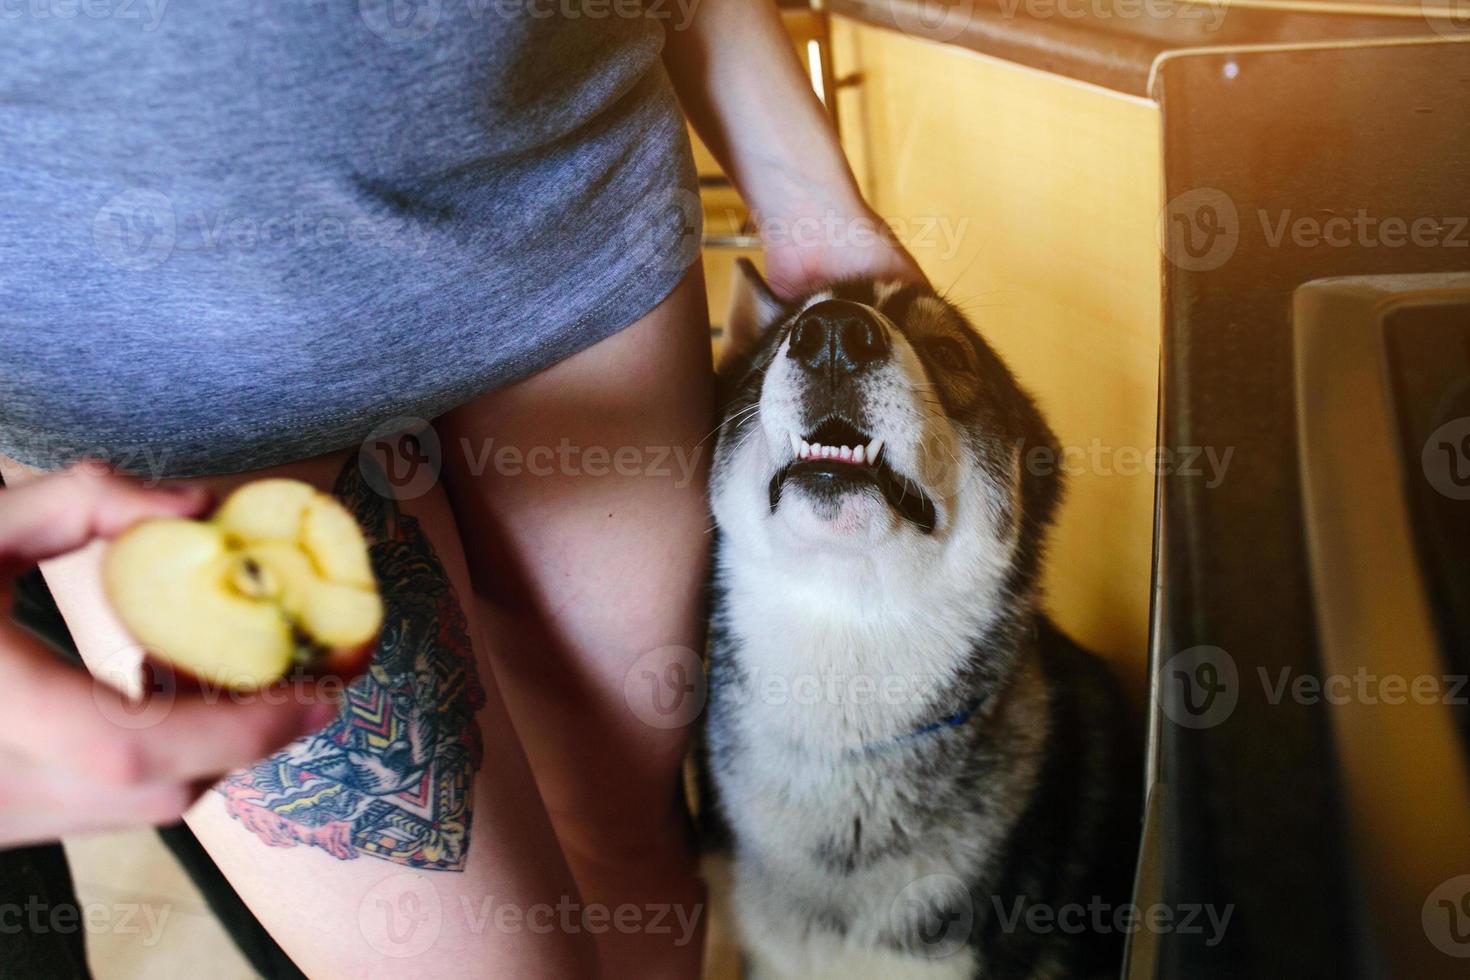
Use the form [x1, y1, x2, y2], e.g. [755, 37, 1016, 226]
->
[437, 266, 713, 851]
[0, 449, 594, 978]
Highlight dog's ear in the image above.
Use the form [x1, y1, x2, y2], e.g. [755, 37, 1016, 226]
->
[722, 258, 784, 364]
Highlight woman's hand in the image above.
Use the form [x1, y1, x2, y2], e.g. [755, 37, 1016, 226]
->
[0, 464, 341, 849]
[661, 0, 926, 299]
[756, 197, 923, 300]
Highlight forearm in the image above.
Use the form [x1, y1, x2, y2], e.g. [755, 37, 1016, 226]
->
[662, 2, 864, 234]
[661, 3, 921, 296]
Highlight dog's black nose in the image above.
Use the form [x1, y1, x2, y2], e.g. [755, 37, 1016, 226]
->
[787, 300, 889, 376]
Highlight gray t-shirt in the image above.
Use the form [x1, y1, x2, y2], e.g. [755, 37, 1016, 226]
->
[0, 2, 700, 477]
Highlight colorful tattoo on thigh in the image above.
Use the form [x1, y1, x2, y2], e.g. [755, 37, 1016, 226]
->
[217, 458, 486, 870]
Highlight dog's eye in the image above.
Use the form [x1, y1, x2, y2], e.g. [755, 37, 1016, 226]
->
[926, 338, 970, 372]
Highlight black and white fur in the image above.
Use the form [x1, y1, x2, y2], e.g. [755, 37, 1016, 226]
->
[700, 261, 1139, 980]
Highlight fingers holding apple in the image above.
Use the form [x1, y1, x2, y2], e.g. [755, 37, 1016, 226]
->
[104, 478, 384, 691]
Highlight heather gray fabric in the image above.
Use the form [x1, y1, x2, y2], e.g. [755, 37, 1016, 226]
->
[0, 2, 700, 478]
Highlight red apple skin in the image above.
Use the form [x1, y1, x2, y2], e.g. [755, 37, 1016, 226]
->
[315, 637, 377, 686]
[140, 632, 378, 695]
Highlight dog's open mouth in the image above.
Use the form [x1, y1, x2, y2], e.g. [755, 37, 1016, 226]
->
[768, 418, 938, 534]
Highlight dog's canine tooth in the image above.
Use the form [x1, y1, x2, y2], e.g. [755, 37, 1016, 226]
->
[789, 432, 802, 457]
[707, 275, 1137, 980]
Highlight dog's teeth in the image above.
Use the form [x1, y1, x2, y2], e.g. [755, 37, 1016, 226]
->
[852, 445, 866, 464]
[810, 442, 823, 458]
[839, 446, 853, 462]
[789, 432, 801, 457]
[867, 438, 884, 463]
[800, 440, 812, 459]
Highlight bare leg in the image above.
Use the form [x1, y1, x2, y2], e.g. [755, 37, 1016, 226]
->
[439, 265, 714, 978]
[1, 450, 596, 979]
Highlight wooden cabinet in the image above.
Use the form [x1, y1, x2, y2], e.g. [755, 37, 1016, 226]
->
[830, 19, 1163, 688]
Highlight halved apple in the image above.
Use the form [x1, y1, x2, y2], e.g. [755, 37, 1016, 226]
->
[104, 479, 383, 691]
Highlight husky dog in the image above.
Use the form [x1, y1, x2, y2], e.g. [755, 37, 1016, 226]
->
[700, 261, 1139, 980]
